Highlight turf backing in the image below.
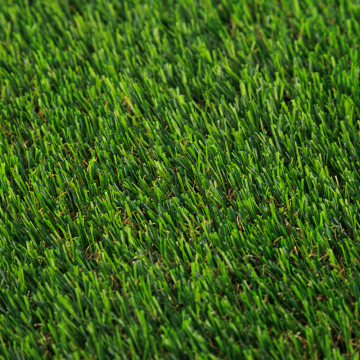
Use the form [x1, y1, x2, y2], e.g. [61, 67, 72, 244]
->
[1, 0, 360, 359]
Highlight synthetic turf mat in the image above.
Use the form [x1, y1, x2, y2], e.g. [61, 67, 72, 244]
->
[1, 0, 360, 359]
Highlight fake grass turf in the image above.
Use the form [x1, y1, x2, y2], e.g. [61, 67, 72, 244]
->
[1, 0, 360, 358]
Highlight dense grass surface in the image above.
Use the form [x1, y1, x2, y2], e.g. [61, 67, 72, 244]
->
[2, 0, 360, 358]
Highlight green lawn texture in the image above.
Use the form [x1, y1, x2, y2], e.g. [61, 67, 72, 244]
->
[1, 0, 360, 359]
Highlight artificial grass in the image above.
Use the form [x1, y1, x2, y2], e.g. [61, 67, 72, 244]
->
[1, 0, 360, 358]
